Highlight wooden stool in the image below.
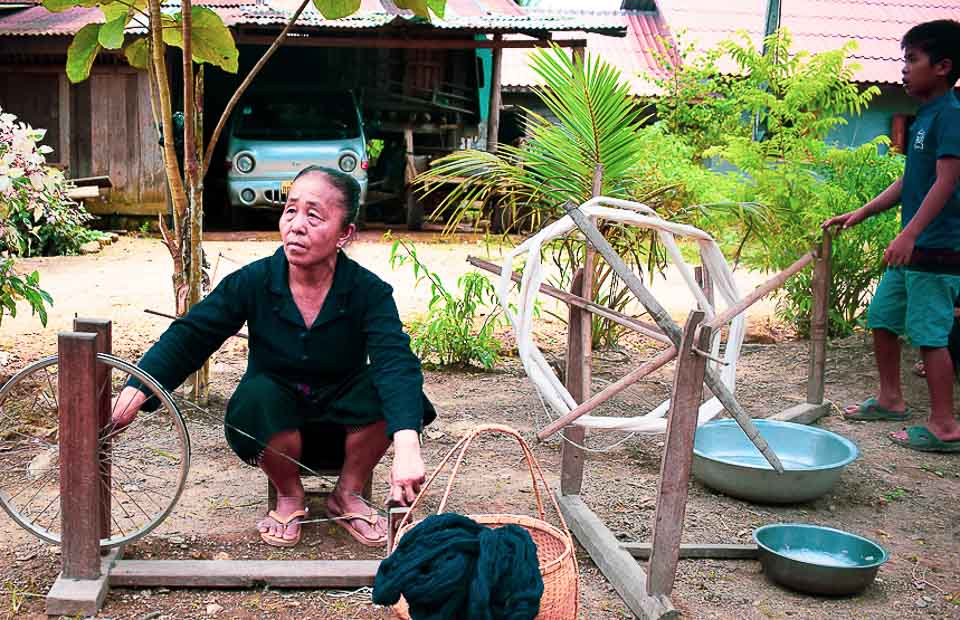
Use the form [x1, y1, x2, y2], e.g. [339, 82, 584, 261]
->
[267, 470, 373, 511]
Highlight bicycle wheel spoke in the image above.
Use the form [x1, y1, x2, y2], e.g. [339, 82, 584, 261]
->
[1, 356, 187, 547]
[105, 459, 169, 513]
[18, 469, 58, 513]
[43, 366, 58, 410]
[32, 491, 61, 527]
[5, 467, 56, 503]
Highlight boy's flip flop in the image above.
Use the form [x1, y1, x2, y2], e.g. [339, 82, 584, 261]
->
[259, 509, 308, 548]
[843, 397, 911, 421]
[890, 426, 960, 453]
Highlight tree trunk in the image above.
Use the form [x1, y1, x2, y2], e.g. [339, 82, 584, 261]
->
[147, 0, 189, 316]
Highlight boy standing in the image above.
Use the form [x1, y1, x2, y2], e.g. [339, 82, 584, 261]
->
[824, 19, 960, 452]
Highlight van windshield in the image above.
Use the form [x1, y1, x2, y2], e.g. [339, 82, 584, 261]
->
[233, 96, 359, 140]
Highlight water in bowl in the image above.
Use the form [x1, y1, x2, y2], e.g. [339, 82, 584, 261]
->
[779, 547, 860, 567]
[716, 453, 812, 470]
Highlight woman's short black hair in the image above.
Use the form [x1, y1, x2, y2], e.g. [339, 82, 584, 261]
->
[291, 165, 361, 227]
[902, 20, 960, 85]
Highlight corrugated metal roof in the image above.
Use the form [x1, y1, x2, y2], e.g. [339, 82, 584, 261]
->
[501, 10, 674, 96]
[0, 0, 625, 37]
[657, 0, 960, 84]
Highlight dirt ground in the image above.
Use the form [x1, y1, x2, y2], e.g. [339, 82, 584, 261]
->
[1, 235, 958, 619]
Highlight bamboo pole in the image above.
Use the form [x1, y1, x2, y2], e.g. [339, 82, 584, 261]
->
[538, 345, 678, 440]
[563, 201, 785, 473]
[704, 250, 816, 330]
[467, 256, 671, 345]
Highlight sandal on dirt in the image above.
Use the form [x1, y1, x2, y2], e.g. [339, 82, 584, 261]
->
[843, 397, 911, 421]
[329, 509, 387, 547]
[890, 426, 960, 453]
[259, 509, 308, 548]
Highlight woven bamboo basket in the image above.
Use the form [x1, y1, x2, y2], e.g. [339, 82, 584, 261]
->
[390, 424, 579, 620]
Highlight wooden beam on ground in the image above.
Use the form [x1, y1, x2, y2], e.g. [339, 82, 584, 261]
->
[109, 560, 381, 588]
[556, 494, 676, 619]
[648, 312, 711, 596]
[560, 269, 588, 495]
[563, 202, 785, 473]
[622, 543, 758, 560]
[807, 233, 831, 405]
[538, 346, 677, 439]
[467, 256, 671, 345]
[771, 402, 831, 425]
[56, 331, 102, 580]
[704, 251, 816, 331]
[237, 35, 588, 50]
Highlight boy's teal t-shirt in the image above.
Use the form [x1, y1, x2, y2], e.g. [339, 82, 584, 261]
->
[901, 89, 960, 249]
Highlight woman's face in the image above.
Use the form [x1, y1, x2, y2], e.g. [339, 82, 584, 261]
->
[279, 174, 356, 271]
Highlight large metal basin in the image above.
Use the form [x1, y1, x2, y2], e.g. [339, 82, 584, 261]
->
[692, 419, 858, 504]
[754, 523, 888, 595]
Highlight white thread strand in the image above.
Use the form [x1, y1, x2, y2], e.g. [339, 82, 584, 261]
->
[495, 197, 746, 435]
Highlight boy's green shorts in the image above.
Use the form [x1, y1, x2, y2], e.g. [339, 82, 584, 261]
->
[867, 267, 960, 348]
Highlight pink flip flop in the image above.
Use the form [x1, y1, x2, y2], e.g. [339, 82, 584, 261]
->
[259, 509, 308, 548]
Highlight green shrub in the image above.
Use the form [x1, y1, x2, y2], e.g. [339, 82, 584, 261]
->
[387, 235, 503, 369]
[0, 257, 53, 327]
[773, 144, 902, 335]
[0, 107, 95, 257]
[648, 29, 899, 337]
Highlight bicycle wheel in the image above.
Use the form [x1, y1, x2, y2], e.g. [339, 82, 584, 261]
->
[0, 354, 190, 547]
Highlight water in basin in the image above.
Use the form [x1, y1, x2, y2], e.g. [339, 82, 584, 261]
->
[779, 547, 860, 567]
[714, 453, 812, 470]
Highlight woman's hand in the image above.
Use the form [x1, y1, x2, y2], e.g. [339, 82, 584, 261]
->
[389, 430, 426, 507]
[111, 386, 148, 430]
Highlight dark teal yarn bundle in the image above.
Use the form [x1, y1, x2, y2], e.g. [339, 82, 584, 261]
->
[373, 513, 544, 620]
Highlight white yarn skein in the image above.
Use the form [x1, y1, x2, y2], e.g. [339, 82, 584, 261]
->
[495, 197, 746, 434]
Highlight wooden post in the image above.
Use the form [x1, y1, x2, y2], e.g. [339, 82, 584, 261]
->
[73, 319, 112, 544]
[807, 232, 831, 405]
[564, 202, 785, 473]
[561, 269, 588, 495]
[57, 332, 102, 579]
[647, 312, 711, 596]
[486, 33, 503, 153]
[560, 164, 601, 495]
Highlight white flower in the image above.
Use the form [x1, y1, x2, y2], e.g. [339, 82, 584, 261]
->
[0, 176, 10, 193]
[37, 145, 53, 155]
[28, 173, 44, 190]
[7, 167, 22, 179]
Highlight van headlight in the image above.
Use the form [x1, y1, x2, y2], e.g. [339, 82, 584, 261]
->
[234, 152, 255, 174]
[338, 153, 358, 173]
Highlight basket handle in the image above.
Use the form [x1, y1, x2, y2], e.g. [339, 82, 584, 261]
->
[394, 424, 572, 543]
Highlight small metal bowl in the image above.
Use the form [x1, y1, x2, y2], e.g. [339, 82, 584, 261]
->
[692, 419, 858, 504]
[754, 523, 888, 595]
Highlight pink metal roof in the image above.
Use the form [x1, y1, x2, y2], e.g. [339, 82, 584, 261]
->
[501, 10, 675, 96]
[656, 0, 960, 84]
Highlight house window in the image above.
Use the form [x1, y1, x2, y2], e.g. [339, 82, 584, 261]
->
[0, 73, 62, 164]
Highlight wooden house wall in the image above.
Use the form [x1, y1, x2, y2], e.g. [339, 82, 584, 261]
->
[0, 49, 167, 216]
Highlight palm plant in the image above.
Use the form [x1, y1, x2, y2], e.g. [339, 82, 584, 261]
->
[416, 45, 753, 348]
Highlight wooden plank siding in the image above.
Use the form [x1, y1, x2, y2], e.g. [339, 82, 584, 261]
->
[0, 58, 167, 216]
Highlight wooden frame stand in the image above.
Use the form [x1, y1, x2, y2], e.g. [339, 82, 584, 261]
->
[471, 212, 833, 618]
[45, 319, 410, 617]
